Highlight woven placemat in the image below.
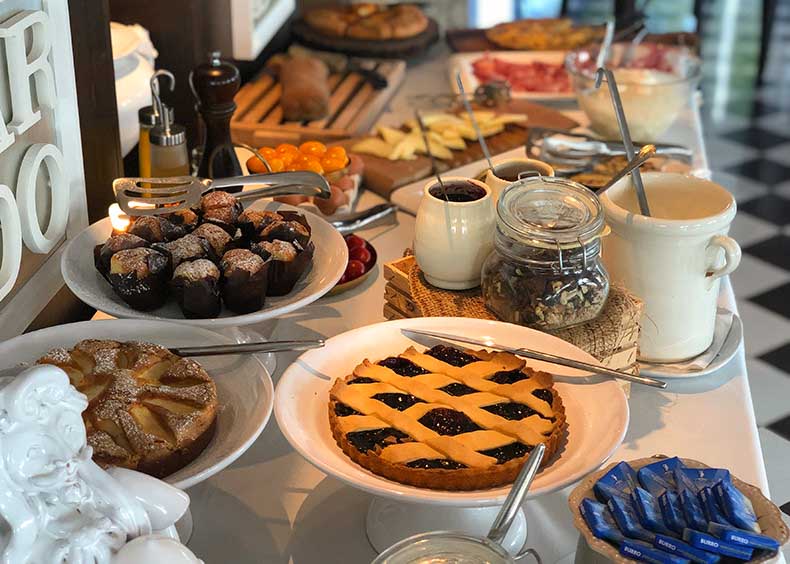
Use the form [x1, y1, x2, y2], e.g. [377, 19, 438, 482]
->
[407, 260, 642, 362]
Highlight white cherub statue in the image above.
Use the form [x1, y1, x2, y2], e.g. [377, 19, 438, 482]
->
[0, 364, 203, 564]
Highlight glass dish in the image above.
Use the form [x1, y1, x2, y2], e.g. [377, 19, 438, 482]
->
[565, 42, 702, 141]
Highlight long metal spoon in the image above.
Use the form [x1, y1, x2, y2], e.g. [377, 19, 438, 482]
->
[488, 443, 546, 550]
[594, 67, 651, 216]
[597, 143, 656, 194]
[456, 71, 495, 173]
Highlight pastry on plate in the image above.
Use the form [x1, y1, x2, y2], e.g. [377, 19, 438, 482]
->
[108, 247, 170, 311]
[485, 18, 603, 51]
[38, 339, 218, 478]
[304, 3, 428, 40]
[220, 248, 270, 314]
[170, 259, 222, 319]
[94, 233, 148, 280]
[328, 344, 566, 490]
[252, 239, 314, 296]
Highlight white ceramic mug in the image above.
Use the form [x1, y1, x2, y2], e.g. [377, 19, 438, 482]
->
[600, 172, 741, 362]
[414, 176, 495, 290]
[483, 158, 555, 201]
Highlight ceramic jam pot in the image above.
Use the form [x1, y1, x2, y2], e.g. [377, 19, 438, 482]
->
[483, 158, 554, 201]
[414, 176, 496, 290]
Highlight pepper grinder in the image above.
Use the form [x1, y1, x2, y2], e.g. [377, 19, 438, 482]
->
[191, 51, 242, 192]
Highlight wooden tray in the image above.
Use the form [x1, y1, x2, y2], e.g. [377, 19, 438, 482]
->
[292, 17, 440, 59]
[383, 256, 640, 374]
[231, 60, 406, 148]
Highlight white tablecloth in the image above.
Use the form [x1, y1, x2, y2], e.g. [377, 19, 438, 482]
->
[180, 52, 777, 563]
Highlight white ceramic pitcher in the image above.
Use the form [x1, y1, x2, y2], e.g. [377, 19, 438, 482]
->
[600, 172, 741, 362]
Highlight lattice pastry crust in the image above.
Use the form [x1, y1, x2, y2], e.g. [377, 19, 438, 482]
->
[38, 339, 218, 478]
[328, 345, 566, 490]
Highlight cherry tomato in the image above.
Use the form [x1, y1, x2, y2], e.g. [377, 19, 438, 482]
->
[326, 146, 348, 161]
[301, 155, 324, 174]
[345, 259, 366, 280]
[350, 245, 372, 265]
[321, 156, 347, 173]
[259, 147, 277, 159]
[276, 143, 300, 155]
[338, 273, 350, 285]
[345, 234, 366, 250]
[246, 155, 269, 173]
[289, 154, 312, 170]
[279, 151, 297, 167]
[299, 141, 328, 157]
[267, 157, 285, 173]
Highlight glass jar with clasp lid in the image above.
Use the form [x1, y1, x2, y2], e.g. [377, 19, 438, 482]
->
[481, 176, 609, 331]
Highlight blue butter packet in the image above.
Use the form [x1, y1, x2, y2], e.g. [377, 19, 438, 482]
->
[713, 480, 760, 533]
[609, 496, 656, 543]
[698, 487, 732, 526]
[654, 534, 721, 564]
[638, 457, 685, 496]
[682, 529, 754, 560]
[675, 468, 732, 491]
[659, 490, 689, 534]
[707, 522, 779, 551]
[595, 461, 639, 502]
[678, 488, 708, 531]
[632, 487, 676, 536]
[580, 498, 625, 543]
[620, 539, 691, 564]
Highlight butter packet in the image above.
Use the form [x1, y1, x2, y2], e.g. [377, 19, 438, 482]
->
[707, 522, 779, 551]
[620, 539, 691, 564]
[698, 486, 732, 527]
[580, 498, 625, 544]
[713, 480, 760, 533]
[632, 488, 676, 536]
[595, 461, 639, 502]
[654, 534, 721, 564]
[638, 457, 685, 495]
[609, 496, 656, 543]
[682, 529, 754, 560]
[674, 469, 713, 531]
[659, 490, 689, 534]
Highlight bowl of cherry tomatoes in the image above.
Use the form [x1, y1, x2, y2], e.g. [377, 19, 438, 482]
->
[328, 234, 377, 295]
[246, 141, 364, 217]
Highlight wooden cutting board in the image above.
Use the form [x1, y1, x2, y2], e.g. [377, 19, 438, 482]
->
[343, 100, 579, 197]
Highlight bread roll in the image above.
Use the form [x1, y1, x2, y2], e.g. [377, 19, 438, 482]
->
[280, 55, 330, 122]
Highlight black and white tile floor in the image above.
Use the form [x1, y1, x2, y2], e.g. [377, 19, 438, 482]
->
[704, 90, 790, 526]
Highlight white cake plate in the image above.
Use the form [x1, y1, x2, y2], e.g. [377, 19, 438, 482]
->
[275, 317, 630, 555]
[0, 319, 274, 492]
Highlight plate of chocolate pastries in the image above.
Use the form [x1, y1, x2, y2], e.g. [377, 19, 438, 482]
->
[61, 193, 348, 327]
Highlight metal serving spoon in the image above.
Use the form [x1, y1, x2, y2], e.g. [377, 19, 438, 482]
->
[597, 144, 657, 194]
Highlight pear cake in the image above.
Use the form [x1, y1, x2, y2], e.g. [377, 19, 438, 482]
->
[38, 339, 218, 478]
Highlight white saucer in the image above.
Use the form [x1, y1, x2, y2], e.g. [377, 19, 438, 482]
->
[61, 202, 347, 328]
[639, 312, 743, 378]
[275, 317, 629, 507]
[0, 319, 274, 490]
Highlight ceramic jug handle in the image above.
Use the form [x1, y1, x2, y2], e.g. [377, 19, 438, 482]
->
[707, 235, 741, 280]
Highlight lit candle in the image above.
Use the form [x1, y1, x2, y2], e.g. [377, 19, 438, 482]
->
[108, 203, 130, 232]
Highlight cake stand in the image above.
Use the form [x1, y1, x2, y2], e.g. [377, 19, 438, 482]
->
[275, 317, 630, 555]
[61, 202, 348, 373]
[0, 319, 276, 543]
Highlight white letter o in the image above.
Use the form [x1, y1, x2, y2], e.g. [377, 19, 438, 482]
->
[17, 143, 68, 253]
[0, 184, 22, 301]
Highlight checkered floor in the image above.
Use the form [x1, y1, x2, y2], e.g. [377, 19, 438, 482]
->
[704, 90, 790, 522]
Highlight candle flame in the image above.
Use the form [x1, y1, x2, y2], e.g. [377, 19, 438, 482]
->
[108, 204, 130, 232]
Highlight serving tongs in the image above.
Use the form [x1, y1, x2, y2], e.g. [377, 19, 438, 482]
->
[113, 171, 331, 217]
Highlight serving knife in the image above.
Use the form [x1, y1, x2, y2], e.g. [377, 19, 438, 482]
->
[403, 329, 666, 389]
[169, 340, 324, 357]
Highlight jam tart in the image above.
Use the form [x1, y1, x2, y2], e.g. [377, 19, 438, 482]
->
[328, 345, 566, 490]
